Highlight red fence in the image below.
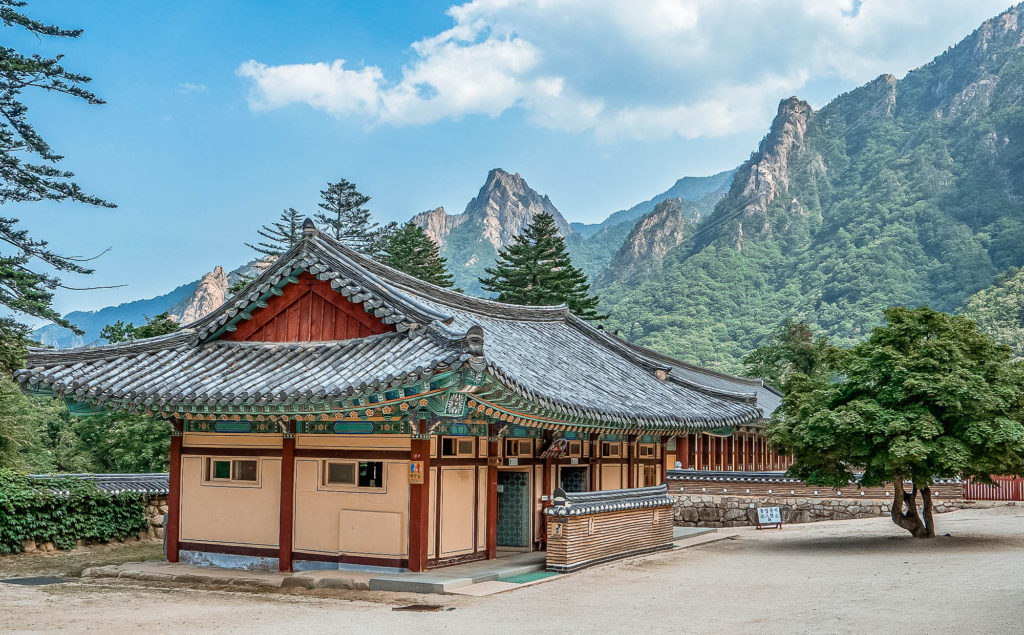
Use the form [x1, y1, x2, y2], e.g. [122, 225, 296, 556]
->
[963, 476, 1024, 501]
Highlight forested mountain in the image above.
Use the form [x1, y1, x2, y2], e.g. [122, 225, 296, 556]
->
[598, 4, 1024, 371]
[571, 169, 733, 238]
[962, 266, 1024, 357]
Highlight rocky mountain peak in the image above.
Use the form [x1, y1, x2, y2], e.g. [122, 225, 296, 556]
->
[464, 168, 575, 249]
[602, 197, 689, 284]
[718, 96, 813, 248]
[169, 266, 227, 325]
[409, 206, 465, 247]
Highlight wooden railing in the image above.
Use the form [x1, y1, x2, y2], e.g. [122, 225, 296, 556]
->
[963, 476, 1024, 501]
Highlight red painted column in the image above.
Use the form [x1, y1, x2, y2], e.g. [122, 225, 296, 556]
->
[278, 423, 296, 572]
[486, 432, 499, 559]
[166, 424, 182, 563]
[408, 421, 432, 572]
[679, 434, 690, 469]
[589, 434, 600, 491]
[627, 435, 637, 488]
[661, 436, 671, 482]
[731, 435, 738, 471]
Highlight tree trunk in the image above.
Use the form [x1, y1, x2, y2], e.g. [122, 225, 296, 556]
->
[920, 485, 936, 538]
[890, 478, 930, 538]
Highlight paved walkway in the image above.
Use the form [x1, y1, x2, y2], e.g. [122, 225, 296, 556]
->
[82, 528, 723, 595]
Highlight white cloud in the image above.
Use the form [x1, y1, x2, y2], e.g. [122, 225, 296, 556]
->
[176, 82, 208, 94]
[236, 0, 1015, 141]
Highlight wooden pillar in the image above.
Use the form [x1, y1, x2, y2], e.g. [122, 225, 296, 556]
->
[679, 434, 690, 469]
[408, 419, 432, 572]
[622, 434, 630, 489]
[661, 436, 672, 482]
[278, 423, 296, 572]
[589, 434, 600, 491]
[731, 435, 738, 471]
[486, 431, 499, 559]
[166, 425, 182, 563]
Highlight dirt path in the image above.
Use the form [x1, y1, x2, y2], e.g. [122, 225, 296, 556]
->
[2, 507, 1022, 634]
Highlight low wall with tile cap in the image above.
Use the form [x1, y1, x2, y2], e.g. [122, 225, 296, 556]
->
[544, 485, 674, 572]
[667, 471, 963, 500]
[672, 494, 979, 528]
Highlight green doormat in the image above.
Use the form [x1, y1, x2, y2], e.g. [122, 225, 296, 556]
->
[499, 571, 559, 584]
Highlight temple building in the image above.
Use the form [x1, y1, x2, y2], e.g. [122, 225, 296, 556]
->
[16, 221, 783, 572]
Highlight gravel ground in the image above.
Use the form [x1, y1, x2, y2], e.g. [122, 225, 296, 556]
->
[2, 506, 1022, 634]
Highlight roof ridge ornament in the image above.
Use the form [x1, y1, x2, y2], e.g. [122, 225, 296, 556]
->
[302, 218, 318, 238]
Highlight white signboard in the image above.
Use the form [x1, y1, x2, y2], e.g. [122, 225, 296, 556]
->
[756, 506, 782, 528]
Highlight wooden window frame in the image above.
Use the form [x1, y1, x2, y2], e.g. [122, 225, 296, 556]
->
[204, 457, 261, 487]
[567, 441, 582, 457]
[321, 460, 386, 490]
[601, 442, 621, 458]
[441, 436, 476, 457]
[504, 438, 533, 458]
[638, 444, 656, 458]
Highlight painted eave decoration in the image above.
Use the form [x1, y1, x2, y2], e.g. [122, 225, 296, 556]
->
[16, 223, 772, 433]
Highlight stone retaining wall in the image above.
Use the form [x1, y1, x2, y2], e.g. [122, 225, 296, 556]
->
[672, 494, 972, 528]
[17, 494, 168, 554]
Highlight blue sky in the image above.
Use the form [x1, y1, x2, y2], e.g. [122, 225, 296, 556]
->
[8, 0, 1016, 317]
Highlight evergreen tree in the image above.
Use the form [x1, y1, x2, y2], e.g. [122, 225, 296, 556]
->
[100, 312, 179, 343]
[380, 223, 455, 288]
[480, 213, 606, 320]
[0, 2, 115, 333]
[314, 178, 378, 254]
[245, 208, 304, 257]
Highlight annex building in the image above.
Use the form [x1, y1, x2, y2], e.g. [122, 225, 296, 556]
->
[16, 221, 782, 572]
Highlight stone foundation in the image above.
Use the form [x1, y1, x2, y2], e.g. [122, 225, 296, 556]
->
[672, 494, 971, 528]
[143, 496, 169, 540]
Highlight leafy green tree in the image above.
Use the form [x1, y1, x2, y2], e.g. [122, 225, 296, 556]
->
[0, 2, 114, 332]
[245, 208, 305, 257]
[99, 312, 179, 344]
[314, 178, 378, 253]
[0, 376, 61, 471]
[769, 306, 1024, 538]
[0, 317, 33, 377]
[67, 413, 170, 473]
[380, 223, 455, 288]
[480, 213, 606, 320]
[743, 320, 835, 388]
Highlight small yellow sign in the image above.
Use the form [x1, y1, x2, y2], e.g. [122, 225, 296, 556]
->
[409, 461, 424, 484]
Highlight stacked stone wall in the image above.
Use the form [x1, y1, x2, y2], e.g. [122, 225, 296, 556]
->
[672, 494, 977, 528]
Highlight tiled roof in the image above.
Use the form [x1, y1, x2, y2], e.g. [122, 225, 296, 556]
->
[17, 227, 770, 431]
[27, 473, 169, 495]
[544, 484, 675, 516]
[19, 329, 468, 408]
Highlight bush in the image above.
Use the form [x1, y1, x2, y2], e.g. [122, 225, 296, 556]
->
[0, 470, 148, 553]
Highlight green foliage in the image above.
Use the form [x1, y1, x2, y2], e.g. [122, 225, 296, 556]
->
[0, 316, 32, 376]
[100, 312, 179, 344]
[0, 376, 62, 471]
[0, 1, 115, 332]
[480, 213, 606, 320]
[0, 469, 148, 553]
[314, 178, 378, 254]
[245, 208, 304, 258]
[598, 22, 1024, 371]
[228, 275, 253, 295]
[380, 223, 456, 288]
[66, 413, 170, 473]
[768, 307, 1024, 534]
[743, 321, 836, 388]
[961, 267, 1024, 358]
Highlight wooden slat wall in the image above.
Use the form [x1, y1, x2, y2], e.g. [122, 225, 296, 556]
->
[223, 272, 395, 342]
[546, 505, 674, 572]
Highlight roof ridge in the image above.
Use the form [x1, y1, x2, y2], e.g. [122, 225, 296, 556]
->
[312, 232, 572, 322]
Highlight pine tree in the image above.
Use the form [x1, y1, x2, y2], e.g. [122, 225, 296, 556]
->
[314, 178, 378, 254]
[480, 213, 606, 320]
[245, 208, 304, 257]
[0, 2, 115, 337]
[380, 223, 456, 288]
